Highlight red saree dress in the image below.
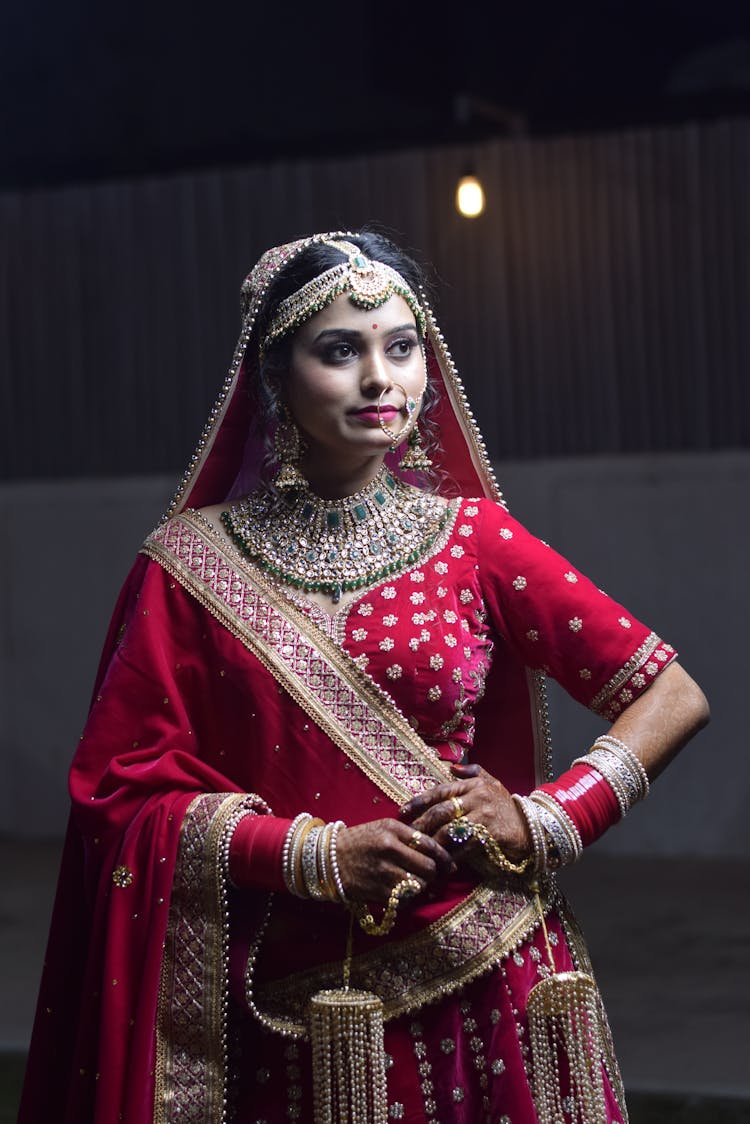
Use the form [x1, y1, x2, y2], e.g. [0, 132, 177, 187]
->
[18, 234, 676, 1123]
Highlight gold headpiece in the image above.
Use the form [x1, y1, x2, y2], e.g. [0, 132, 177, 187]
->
[260, 239, 426, 354]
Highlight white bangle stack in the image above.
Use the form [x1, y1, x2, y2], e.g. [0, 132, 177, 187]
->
[572, 734, 649, 818]
[281, 813, 348, 902]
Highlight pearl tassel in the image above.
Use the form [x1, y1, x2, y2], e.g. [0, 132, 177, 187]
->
[526, 881, 609, 1124]
[310, 913, 388, 1124]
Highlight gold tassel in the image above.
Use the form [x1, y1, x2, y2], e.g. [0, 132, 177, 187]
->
[527, 882, 610, 1124]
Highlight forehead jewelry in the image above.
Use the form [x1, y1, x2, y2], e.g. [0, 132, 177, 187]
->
[261, 239, 426, 354]
[377, 383, 421, 446]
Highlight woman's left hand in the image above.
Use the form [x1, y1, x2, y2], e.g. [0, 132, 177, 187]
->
[398, 763, 531, 862]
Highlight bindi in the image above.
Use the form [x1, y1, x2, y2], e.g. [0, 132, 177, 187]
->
[371, 323, 378, 330]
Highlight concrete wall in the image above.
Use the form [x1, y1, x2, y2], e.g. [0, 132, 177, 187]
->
[1, 451, 744, 857]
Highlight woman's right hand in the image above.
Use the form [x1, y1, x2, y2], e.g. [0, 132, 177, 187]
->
[335, 818, 456, 903]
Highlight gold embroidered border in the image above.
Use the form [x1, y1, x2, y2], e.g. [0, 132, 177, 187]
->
[143, 515, 456, 804]
[527, 668, 554, 785]
[252, 883, 543, 1036]
[589, 631, 661, 715]
[154, 792, 259, 1124]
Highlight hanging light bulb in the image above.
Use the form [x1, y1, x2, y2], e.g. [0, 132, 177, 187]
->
[456, 173, 485, 217]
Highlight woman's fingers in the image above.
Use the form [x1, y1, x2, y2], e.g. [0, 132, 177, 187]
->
[409, 795, 468, 838]
[450, 762, 481, 779]
[402, 824, 456, 880]
[399, 781, 466, 822]
[335, 819, 456, 903]
[402, 768, 532, 862]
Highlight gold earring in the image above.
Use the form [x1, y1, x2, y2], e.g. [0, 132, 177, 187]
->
[273, 409, 306, 489]
[398, 423, 432, 472]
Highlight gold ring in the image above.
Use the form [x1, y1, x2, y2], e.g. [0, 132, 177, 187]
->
[408, 830, 424, 850]
[449, 795, 465, 820]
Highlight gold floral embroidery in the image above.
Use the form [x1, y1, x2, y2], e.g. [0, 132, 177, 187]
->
[589, 631, 663, 715]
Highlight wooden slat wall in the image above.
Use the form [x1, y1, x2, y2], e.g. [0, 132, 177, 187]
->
[1, 118, 748, 479]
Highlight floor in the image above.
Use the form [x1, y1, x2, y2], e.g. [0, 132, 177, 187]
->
[2, 841, 749, 1104]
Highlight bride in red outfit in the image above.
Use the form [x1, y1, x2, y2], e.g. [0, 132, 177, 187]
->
[19, 231, 708, 1124]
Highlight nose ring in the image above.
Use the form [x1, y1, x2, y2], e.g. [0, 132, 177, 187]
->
[377, 384, 420, 445]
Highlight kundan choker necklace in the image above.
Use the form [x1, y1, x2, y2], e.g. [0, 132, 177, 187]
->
[221, 469, 452, 604]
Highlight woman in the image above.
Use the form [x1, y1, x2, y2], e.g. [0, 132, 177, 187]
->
[19, 230, 708, 1124]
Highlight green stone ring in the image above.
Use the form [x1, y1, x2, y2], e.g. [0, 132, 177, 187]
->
[447, 817, 474, 845]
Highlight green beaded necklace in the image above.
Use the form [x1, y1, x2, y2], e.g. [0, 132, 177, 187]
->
[221, 469, 452, 604]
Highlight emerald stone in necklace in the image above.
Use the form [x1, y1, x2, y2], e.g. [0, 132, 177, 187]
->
[220, 466, 452, 604]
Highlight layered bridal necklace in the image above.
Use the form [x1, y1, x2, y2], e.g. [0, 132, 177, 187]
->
[221, 468, 453, 604]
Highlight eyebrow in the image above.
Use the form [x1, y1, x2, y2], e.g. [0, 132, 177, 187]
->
[311, 323, 418, 344]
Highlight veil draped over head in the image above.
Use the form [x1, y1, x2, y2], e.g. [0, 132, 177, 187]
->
[163, 231, 507, 518]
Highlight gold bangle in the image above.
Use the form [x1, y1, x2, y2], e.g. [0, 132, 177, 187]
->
[352, 875, 421, 936]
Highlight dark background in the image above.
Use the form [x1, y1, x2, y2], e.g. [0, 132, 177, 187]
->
[2, 8, 749, 1113]
[3, 1, 750, 190]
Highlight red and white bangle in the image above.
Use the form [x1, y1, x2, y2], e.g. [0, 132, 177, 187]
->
[528, 790, 583, 866]
[592, 735, 649, 798]
[572, 736, 649, 816]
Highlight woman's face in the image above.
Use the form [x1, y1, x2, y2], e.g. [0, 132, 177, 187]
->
[285, 292, 426, 470]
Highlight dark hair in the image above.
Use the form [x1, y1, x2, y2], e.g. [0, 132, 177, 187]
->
[250, 229, 440, 487]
